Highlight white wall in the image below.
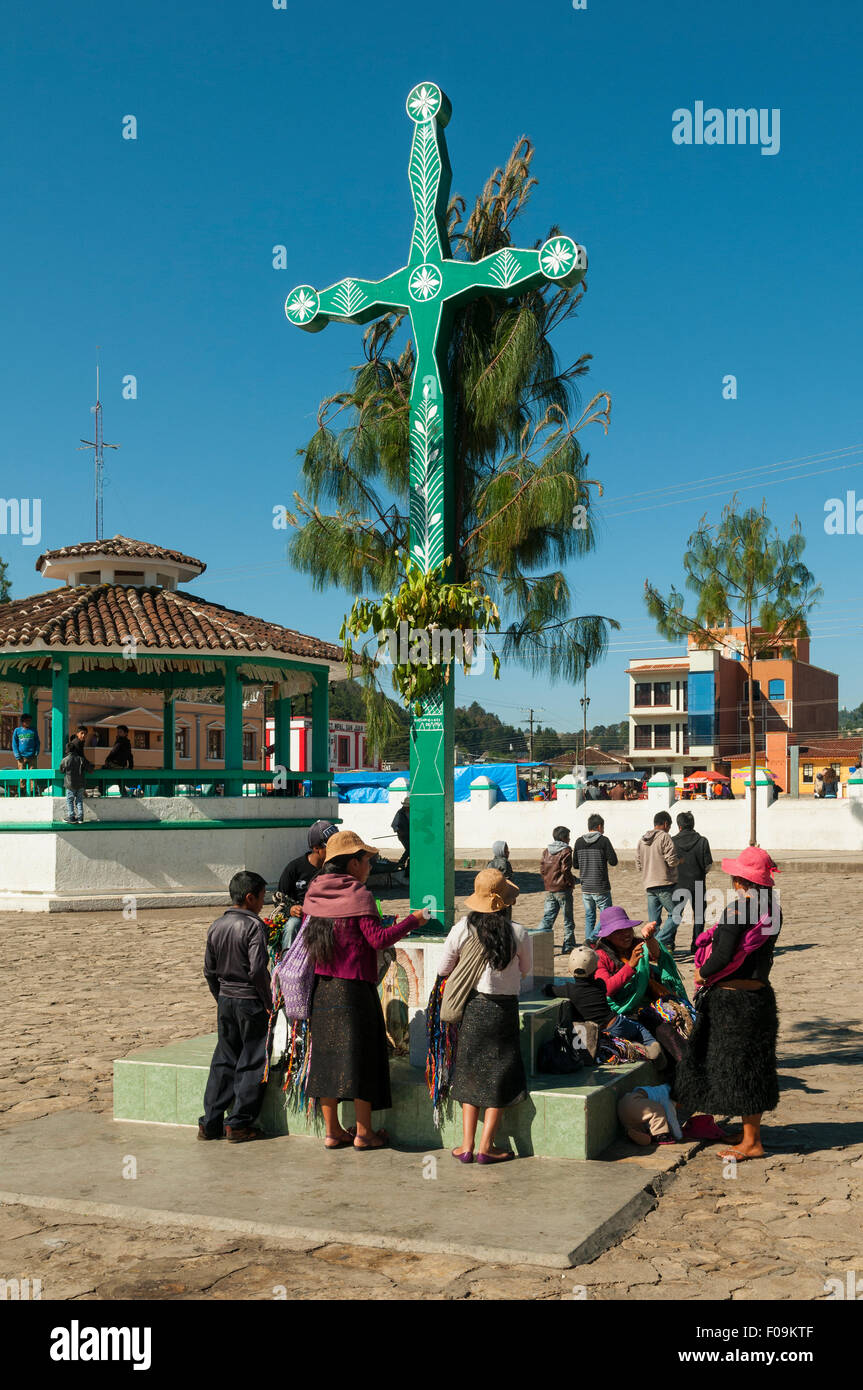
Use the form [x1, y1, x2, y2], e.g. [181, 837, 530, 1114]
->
[345, 796, 863, 854]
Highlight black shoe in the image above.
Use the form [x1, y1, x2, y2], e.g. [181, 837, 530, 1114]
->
[225, 1125, 265, 1143]
[197, 1123, 224, 1141]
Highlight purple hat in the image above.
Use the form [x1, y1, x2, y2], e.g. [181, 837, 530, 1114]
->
[595, 905, 643, 940]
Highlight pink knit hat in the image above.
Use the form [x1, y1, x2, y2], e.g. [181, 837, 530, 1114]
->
[720, 846, 779, 888]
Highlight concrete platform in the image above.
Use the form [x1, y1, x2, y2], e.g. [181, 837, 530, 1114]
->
[0, 1111, 696, 1269]
[114, 1035, 657, 1161]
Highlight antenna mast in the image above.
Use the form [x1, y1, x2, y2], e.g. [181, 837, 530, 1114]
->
[78, 356, 119, 539]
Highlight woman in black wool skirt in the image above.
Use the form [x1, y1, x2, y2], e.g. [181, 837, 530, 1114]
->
[439, 868, 533, 1164]
[673, 846, 782, 1161]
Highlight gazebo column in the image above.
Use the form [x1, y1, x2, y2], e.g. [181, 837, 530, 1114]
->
[162, 692, 175, 796]
[223, 660, 243, 796]
[310, 670, 330, 797]
[273, 682, 292, 794]
[50, 656, 69, 796]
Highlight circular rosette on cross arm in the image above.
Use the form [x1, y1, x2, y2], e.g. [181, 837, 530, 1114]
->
[405, 81, 451, 128]
[538, 236, 588, 287]
[285, 284, 324, 331]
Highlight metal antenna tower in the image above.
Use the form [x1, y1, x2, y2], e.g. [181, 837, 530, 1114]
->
[78, 356, 119, 539]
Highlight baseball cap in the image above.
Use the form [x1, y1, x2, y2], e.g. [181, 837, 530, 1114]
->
[308, 820, 338, 850]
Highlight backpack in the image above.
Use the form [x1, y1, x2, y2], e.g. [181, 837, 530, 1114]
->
[536, 1000, 596, 1074]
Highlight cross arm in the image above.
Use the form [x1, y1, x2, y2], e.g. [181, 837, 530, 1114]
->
[285, 269, 409, 333]
[441, 238, 587, 302]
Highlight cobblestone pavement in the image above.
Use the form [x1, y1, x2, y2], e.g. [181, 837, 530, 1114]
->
[1, 865, 861, 1299]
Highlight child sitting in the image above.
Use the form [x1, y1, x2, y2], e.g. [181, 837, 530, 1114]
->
[543, 947, 664, 1065]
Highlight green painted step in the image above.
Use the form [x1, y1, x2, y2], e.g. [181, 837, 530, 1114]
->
[114, 1033, 656, 1161]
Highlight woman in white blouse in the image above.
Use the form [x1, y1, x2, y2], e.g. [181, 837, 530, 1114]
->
[438, 868, 533, 1164]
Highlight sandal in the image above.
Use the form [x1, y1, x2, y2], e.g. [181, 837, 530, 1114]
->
[353, 1128, 389, 1151]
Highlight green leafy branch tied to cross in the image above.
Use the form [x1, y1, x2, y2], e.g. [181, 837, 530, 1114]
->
[286, 81, 587, 925]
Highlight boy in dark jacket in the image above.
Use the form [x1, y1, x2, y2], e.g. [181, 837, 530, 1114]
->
[60, 737, 91, 823]
[574, 814, 618, 945]
[199, 870, 271, 1143]
[540, 825, 579, 953]
[104, 723, 134, 795]
[671, 811, 713, 952]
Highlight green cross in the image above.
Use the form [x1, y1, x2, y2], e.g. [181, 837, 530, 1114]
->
[287, 80, 586, 926]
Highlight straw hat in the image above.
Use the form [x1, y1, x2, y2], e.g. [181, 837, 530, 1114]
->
[463, 867, 519, 913]
[323, 829, 377, 862]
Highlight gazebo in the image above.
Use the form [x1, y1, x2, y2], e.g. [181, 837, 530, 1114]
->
[0, 535, 346, 909]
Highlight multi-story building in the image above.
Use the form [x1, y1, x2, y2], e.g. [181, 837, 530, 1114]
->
[627, 628, 840, 789]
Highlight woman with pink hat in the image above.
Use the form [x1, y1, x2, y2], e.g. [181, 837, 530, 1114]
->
[672, 846, 782, 1161]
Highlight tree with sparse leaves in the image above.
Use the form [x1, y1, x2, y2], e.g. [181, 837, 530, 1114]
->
[645, 499, 821, 845]
[285, 138, 617, 750]
[0, 557, 10, 604]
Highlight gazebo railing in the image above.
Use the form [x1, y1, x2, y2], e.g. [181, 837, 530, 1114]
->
[0, 769, 334, 798]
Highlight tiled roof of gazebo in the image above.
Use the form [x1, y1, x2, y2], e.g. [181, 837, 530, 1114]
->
[36, 535, 206, 573]
[0, 584, 343, 661]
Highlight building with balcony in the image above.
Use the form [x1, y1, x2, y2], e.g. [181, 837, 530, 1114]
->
[627, 628, 840, 788]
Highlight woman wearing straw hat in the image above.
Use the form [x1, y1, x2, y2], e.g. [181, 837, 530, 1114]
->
[303, 830, 428, 1151]
[673, 846, 782, 1161]
[439, 868, 532, 1164]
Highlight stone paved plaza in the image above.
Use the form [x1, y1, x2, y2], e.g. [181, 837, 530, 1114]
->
[1, 863, 862, 1299]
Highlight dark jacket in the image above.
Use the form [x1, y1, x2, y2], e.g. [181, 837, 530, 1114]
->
[392, 805, 410, 845]
[104, 735, 134, 769]
[59, 751, 91, 791]
[540, 840, 576, 892]
[543, 976, 615, 1027]
[573, 831, 618, 894]
[672, 828, 712, 889]
[203, 907, 271, 1009]
[700, 892, 782, 985]
[276, 851, 320, 909]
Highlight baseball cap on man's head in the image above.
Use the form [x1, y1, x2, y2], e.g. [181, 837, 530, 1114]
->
[308, 820, 338, 850]
[569, 946, 598, 978]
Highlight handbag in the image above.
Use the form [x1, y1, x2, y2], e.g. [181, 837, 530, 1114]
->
[275, 918, 316, 1021]
[537, 1001, 595, 1074]
[439, 931, 487, 1025]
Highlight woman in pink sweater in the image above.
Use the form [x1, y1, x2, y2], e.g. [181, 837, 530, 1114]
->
[303, 830, 427, 1150]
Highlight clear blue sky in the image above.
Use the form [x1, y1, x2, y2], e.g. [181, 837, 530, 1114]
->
[2, 0, 861, 735]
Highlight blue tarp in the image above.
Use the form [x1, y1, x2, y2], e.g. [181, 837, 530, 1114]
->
[334, 762, 546, 804]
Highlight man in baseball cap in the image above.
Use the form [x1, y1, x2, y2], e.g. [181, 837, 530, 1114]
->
[275, 820, 338, 920]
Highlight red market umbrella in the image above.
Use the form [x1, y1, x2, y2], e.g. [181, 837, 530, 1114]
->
[684, 771, 730, 784]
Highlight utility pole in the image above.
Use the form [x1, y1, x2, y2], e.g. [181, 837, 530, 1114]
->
[580, 662, 591, 768]
[523, 707, 540, 761]
[78, 356, 119, 539]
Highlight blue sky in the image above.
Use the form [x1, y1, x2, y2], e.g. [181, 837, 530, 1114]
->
[2, 0, 861, 735]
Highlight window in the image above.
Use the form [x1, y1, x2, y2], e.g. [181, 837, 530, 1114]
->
[243, 730, 256, 761]
[682, 727, 690, 754]
[653, 724, 671, 748]
[175, 726, 189, 759]
[362, 738, 374, 768]
[0, 715, 15, 750]
[337, 735, 351, 766]
[207, 728, 224, 760]
[802, 764, 813, 782]
[634, 683, 652, 707]
[90, 728, 109, 748]
[133, 730, 150, 750]
[768, 679, 786, 700]
[682, 682, 688, 711]
[743, 680, 762, 702]
[653, 682, 671, 706]
[634, 726, 653, 750]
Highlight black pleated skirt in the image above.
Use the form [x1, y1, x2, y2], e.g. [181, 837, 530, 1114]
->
[450, 991, 527, 1110]
[673, 984, 779, 1117]
[307, 975, 392, 1110]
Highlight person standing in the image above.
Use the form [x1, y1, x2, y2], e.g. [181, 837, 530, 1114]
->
[303, 830, 427, 1150]
[391, 796, 410, 871]
[673, 847, 782, 1162]
[540, 825, 578, 953]
[635, 811, 679, 951]
[199, 870, 272, 1142]
[671, 811, 713, 953]
[60, 736, 91, 823]
[441, 868, 532, 1164]
[12, 713, 40, 795]
[574, 814, 618, 945]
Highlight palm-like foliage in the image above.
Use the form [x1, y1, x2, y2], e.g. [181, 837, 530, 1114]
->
[286, 138, 617, 744]
[644, 499, 822, 844]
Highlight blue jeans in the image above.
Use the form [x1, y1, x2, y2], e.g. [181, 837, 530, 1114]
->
[606, 1014, 657, 1048]
[65, 790, 83, 821]
[648, 886, 678, 949]
[582, 891, 612, 943]
[541, 890, 577, 950]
